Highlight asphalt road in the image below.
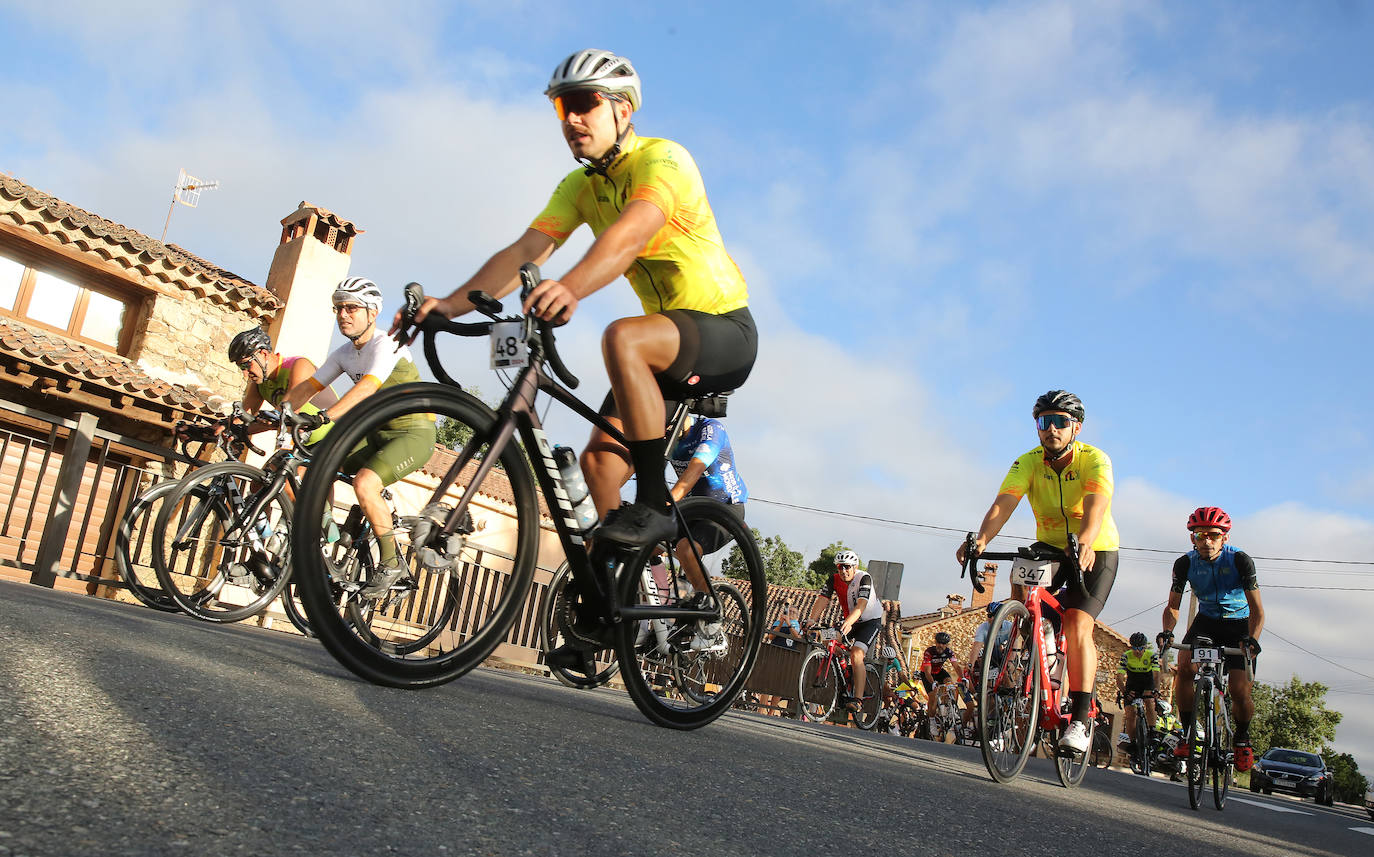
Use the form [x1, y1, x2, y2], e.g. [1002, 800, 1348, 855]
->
[2, 579, 1369, 857]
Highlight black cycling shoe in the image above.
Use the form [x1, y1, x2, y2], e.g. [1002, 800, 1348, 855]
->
[545, 644, 599, 676]
[594, 502, 676, 546]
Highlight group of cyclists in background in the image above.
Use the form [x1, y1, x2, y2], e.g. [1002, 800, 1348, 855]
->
[174, 47, 1264, 790]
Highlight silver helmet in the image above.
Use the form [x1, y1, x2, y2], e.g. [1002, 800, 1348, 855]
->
[545, 49, 642, 111]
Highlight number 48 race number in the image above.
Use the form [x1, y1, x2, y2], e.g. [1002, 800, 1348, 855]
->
[490, 321, 527, 369]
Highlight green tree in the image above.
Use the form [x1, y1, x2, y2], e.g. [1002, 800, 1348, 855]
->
[1250, 675, 1341, 755]
[725, 528, 810, 587]
[435, 387, 490, 449]
[1320, 749, 1369, 804]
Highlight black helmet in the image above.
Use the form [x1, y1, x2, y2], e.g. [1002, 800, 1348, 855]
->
[935, 631, 951, 645]
[985, 600, 1002, 618]
[1032, 390, 1085, 421]
[229, 328, 272, 363]
[1129, 632, 1148, 648]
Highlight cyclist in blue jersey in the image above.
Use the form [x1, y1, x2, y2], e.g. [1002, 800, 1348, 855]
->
[666, 414, 747, 652]
[1158, 506, 1264, 772]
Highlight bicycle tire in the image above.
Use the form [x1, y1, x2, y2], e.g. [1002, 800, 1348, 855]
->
[1213, 692, 1232, 810]
[978, 600, 1040, 784]
[853, 662, 883, 730]
[1187, 679, 1211, 810]
[152, 462, 293, 623]
[614, 497, 766, 729]
[1056, 710, 1093, 789]
[281, 580, 314, 637]
[114, 480, 182, 612]
[539, 562, 618, 689]
[797, 649, 839, 723]
[291, 383, 538, 688]
[674, 581, 749, 705]
[1135, 709, 1152, 776]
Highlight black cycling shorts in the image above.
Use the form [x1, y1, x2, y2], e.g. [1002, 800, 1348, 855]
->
[686, 502, 745, 554]
[921, 670, 953, 692]
[849, 617, 882, 654]
[1182, 614, 1257, 675]
[1122, 674, 1155, 697]
[599, 306, 758, 417]
[1047, 546, 1118, 619]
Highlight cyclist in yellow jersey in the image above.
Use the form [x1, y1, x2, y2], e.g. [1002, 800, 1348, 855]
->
[400, 49, 757, 551]
[956, 390, 1119, 756]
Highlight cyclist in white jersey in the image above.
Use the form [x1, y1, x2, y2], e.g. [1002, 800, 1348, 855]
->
[286, 277, 436, 599]
[805, 550, 885, 711]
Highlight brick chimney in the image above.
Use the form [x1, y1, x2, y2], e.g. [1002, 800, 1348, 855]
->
[970, 562, 998, 610]
[265, 202, 362, 364]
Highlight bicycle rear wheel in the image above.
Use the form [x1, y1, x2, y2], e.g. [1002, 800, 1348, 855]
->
[281, 579, 313, 637]
[978, 600, 1040, 783]
[614, 497, 765, 730]
[539, 562, 618, 689]
[1134, 709, 1152, 776]
[152, 462, 293, 623]
[292, 383, 538, 688]
[1213, 694, 1233, 810]
[853, 662, 883, 730]
[115, 480, 182, 612]
[797, 649, 839, 723]
[1187, 681, 1211, 810]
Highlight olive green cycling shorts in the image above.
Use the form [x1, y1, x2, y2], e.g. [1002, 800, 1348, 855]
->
[341, 423, 437, 487]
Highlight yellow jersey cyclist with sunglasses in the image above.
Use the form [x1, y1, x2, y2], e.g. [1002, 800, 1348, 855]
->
[286, 277, 437, 600]
[224, 327, 337, 449]
[956, 390, 1120, 757]
[400, 49, 757, 558]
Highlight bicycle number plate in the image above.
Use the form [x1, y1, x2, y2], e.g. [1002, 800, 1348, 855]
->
[490, 322, 527, 369]
[1192, 646, 1221, 665]
[1009, 556, 1056, 587]
[819, 628, 839, 641]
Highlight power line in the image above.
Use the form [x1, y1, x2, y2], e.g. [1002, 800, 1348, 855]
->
[750, 496, 1374, 566]
[1107, 600, 1167, 626]
[1265, 629, 1374, 682]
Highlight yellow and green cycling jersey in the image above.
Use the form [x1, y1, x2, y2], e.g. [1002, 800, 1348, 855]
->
[997, 440, 1120, 552]
[530, 132, 749, 316]
[255, 355, 331, 446]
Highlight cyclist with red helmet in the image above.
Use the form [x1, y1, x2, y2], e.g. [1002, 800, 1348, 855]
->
[1158, 506, 1264, 772]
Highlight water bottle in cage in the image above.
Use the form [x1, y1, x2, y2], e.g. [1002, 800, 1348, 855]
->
[553, 446, 599, 533]
[636, 555, 670, 655]
[1042, 617, 1063, 690]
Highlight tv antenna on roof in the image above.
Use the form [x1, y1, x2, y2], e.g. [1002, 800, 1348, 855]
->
[160, 167, 220, 243]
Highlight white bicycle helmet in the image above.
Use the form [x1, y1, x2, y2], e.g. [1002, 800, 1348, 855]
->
[1156, 699, 1172, 716]
[332, 277, 384, 312]
[834, 550, 860, 568]
[545, 49, 642, 111]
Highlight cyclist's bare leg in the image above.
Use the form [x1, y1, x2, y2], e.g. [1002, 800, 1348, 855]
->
[353, 467, 396, 563]
[1144, 697, 1157, 729]
[582, 420, 632, 517]
[850, 645, 866, 700]
[602, 315, 679, 441]
[672, 535, 710, 595]
[1173, 649, 1197, 713]
[1228, 666, 1254, 726]
[1063, 607, 1096, 694]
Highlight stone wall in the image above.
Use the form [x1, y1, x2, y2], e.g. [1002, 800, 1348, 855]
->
[135, 292, 257, 407]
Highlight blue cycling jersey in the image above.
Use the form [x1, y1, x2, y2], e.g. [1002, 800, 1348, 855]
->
[668, 418, 747, 504]
[1171, 545, 1257, 620]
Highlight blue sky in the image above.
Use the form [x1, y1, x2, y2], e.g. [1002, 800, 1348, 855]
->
[4, 1, 1373, 766]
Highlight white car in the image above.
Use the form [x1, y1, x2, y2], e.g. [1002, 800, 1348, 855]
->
[1365, 787, 1373, 820]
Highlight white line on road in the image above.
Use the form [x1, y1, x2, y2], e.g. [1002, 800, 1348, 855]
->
[1350, 827, 1374, 836]
[1228, 796, 1312, 815]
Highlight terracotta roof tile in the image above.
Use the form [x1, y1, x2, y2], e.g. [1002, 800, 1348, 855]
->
[0, 316, 223, 418]
[0, 174, 280, 320]
[419, 447, 552, 519]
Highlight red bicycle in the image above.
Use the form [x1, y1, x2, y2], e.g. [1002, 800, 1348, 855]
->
[795, 626, 882, 729]
[961, 533, 1097, 787]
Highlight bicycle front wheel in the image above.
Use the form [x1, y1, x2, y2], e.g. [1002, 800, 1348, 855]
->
[1213, 694, 1233, 809]
[614, 497, 766, 730]
[1134, 710, 1152, 776]
[1187, 680, 1212, 810]
[115, 480, 182, 612]
[978, 600, 1040, 784]
[152, 462, 293, 623]
[797, 649, 839, 723]
[291, 383, 538, 688]
[1056, 709, 1093, 789]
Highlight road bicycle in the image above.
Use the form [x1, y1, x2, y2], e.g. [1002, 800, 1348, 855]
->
[796, 626, 882, 729]
[114, 415, 252, 612]
[960, 533, 1098, 788]
[1124, 694, 1155, 776]
[289, 264, 766, 730]
[922, 681, 967, 744]
[1165, 638, 1252, 810]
